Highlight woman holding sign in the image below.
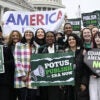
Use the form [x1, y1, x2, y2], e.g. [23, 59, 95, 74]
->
[64, 33, 89, 100]
[89, 31, 100, 100]
[14, 27, 37, 100]
[39, 31, 64, 100]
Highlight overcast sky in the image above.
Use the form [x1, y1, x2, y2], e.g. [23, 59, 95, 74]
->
[62, 0, 100, 19]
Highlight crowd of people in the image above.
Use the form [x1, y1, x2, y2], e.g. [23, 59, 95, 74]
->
[0, 22, 100, 100]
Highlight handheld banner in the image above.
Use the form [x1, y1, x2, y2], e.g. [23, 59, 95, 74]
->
[0, 45, 4, 73]
[82, 11, 99, 27]
[2, 9, 65, 36]
[68, 18, 81, 31]
[30, 52, 74, 86]
[84, 49, 100, 76]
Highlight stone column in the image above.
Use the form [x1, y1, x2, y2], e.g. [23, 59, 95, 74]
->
[59, 0, 61, 4]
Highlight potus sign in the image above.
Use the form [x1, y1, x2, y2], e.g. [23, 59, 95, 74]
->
[84, 49, 100, 76]
[2, 9, 65, 36]
[30, 52, 74, 86]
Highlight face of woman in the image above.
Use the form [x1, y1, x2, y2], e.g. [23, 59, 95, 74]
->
[36, 29, 45, 39]
[92, 27, 99, 36]
[94, 34, 100, 45]
[46, 32, 55, 45]
[83, 29, 92, 41]
[12, 31, 20, 44]
[25, 30, 33, 41]
[68, 36, 76, 48]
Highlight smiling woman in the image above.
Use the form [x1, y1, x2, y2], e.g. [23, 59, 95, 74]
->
[38, 31, 65, 100]
[81, 27, 93, 50]
[63, 33, 90, 100]
[14, 27, 38, 100]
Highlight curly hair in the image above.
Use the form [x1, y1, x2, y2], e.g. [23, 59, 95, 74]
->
[66, 33, 83, 49]
[8, 30, 22, 46]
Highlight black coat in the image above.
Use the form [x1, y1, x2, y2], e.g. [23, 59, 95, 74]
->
[39, 43, 65, 100]
[75, 49, 90, 100]
[0, 45, 14, 87]
[38, 44, 60, 53]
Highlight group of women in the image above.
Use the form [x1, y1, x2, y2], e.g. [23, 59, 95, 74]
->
[0, 23, 100, 100]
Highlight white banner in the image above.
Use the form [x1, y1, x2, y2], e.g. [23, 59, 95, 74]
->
[2, 9, 65, 36]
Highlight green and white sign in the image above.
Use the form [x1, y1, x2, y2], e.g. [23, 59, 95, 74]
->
[0, 45, 4, 73]
[31, 52, 74, 86]
[82, 11, 98, 27]
[68, 18, 81, 31]
[84, 49, 100, 76]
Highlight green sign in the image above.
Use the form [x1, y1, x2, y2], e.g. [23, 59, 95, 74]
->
[0, 45, 4, 73]
[84, 49, 100, 76]
[82, 11, 99, 27]
[30, 52, 74, 86]
[68, 18, 81, 31]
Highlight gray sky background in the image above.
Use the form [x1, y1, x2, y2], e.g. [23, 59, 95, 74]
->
[62, 0, 100, 18]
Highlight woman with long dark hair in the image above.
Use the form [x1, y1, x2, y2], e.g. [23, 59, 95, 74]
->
[64, 33, 89, 100]
[34, 28, 46, 53]
[89, 32, 100, 100]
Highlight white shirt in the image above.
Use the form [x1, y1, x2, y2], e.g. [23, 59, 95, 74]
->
[48, 44, 55, 53]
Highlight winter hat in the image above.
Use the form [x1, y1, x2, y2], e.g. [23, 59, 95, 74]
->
[24, 27, 34, 33]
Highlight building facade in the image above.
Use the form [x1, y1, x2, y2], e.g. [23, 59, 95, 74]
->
[0, 0, 35, 24]
[0, 0, 65, 31]
[27, 0, 65, 31]
[27, 0, 65, 11]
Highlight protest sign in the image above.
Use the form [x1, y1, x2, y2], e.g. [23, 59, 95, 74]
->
[68, 18, 81, 31]
[82, 11, 100, 27]
[84, 49, 100, 76]
[30, 52, 74, 86]
[2, 9, 65, 36]
[0, 45, 4, 73]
